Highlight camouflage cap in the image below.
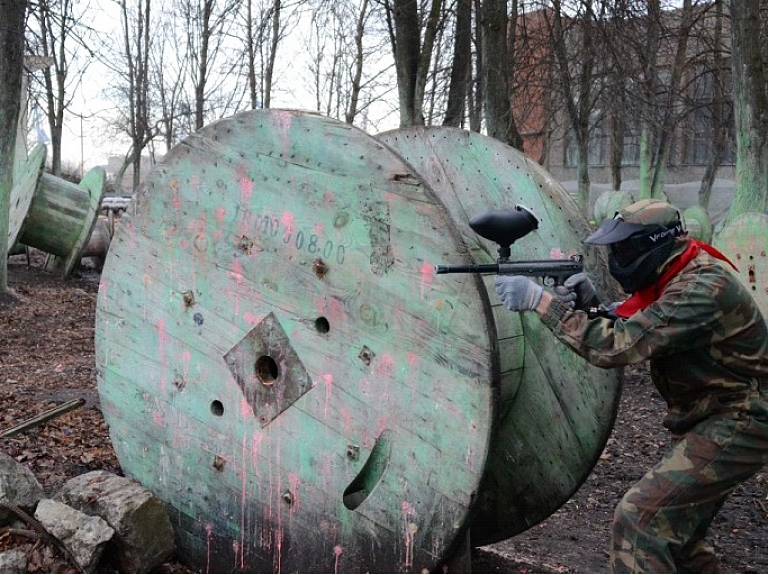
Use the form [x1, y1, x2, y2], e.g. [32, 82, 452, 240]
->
[619, 199, 681, 228]
[585, 199, 683, 245]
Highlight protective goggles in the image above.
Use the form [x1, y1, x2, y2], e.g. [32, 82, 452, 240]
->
[609, 223, 684, 267]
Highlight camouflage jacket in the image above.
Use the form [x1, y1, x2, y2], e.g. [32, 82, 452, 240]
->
[541, 244, 768, 433]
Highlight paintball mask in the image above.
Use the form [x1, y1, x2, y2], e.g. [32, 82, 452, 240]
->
[585, 199, 685, 293]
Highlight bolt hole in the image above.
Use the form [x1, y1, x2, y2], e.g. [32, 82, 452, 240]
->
[255, 355, 279, 385]
[211, 400, 224, 416]
[315, 317, 330, 334]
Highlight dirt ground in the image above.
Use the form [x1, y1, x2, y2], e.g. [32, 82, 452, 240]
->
[1, 250, 767, 573]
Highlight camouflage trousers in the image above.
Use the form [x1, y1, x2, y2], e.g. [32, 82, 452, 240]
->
[610, 400, 768, 573]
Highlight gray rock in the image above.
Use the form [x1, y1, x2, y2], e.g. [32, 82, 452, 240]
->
[34, 498, 114, 572]
[0, 549, 27, 573]
[0, 453, 45, 526]
[55, 471, 174, 572]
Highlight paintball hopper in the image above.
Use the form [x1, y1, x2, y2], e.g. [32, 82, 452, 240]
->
[469, 204, 540, 259]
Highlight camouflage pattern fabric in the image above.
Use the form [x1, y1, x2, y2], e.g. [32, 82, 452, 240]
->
[610, 403, 768, 573]
[537, 239, 768, 572]
[542, 242, 768, 434]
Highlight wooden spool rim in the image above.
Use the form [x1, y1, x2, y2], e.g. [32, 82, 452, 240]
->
[44, 166, 107, 276]
[8, 143, 46, 249]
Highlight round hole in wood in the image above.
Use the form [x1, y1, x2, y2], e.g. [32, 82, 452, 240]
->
[255, 356, 279, 385]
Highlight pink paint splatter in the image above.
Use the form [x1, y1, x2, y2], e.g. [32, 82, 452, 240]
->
[228, 259, 244, 285]
[334, 545, 343, 573]
[239, 169, 254, 204]
[243, 312, 263, 325]
[322, 374, 334, 419]
[231, 540, 241, 571]
[281, 212, 295, 237]
[170, 180, 182, 210]
[216, 207, 226, 227]
[402, 501, 417, 568]
[156, 318, 167, 364]
[241, 396, 253, 419]
[376, 353, 394, 377]
[288, 473, 301, 513]
[550, 247, 565, 259]
[419, 261, 434, 298]
[205, 523, 213, 573]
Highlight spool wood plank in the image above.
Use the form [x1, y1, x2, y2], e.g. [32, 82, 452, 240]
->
[377, 126, 622, 545]
[8, 143, 46, 249]
[95, 110, 496, 573]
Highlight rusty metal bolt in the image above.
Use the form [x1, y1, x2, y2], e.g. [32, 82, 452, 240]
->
[212, 455, 226, 471]
[347, 445, 360, 460]
[238, 235, 253, 253]
[182, 290, 195, 307]
[313, 258, 329, 279]
[281, 491, 293, 505]
[358, 346, 375, 366]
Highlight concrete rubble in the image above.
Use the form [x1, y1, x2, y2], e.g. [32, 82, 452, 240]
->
[0, 454, 175, 574]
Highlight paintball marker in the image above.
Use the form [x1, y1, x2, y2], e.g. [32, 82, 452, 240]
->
[435, 204, 583, 287]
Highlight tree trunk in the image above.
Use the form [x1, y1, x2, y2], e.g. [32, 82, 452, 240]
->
[0, 0, 28, 293]
[481, 0, 521, 147]
[698, 0, 726, 210]
[264, 0, 281, 109]
[345, 0, 370, 124]
[636, 0, 661, 199]
[442, 0, 471, 127]
[728, 0, 768, 221]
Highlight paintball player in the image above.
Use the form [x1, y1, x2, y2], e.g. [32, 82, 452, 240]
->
[493, 198, 768, 573]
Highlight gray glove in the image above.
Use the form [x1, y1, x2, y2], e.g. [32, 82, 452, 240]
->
[554, 272, 599, 311]
[494, 275, 543, 312]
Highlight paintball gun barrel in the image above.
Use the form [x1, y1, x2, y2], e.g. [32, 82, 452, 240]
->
[435, 204, 583, 287]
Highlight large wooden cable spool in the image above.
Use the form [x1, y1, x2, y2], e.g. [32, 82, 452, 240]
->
[95, 110, 497, 573]
[8, 142, 108, 276]
[377, 126, 622, 545]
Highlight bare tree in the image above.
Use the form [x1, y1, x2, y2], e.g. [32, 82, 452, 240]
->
[697, 0, 727, 209]
[727, 0, 768, 220]
[442, 0, 471, 127]
[543, 0, 605, 212]
[385, 0, 445, 126]
[174, 0, 243, 130]
[26, 0, 91, 176]
[480, 0, 522, 147]
[234, 0, 308, 112]
[151, 11, 191, 152]
[104, 0, 156, 191]
[0, 0, 28, 293]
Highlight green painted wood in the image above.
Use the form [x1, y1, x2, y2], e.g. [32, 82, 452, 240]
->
[713, 212, 768, 319]
[8, 143, 46, 249]
[95, 110, 496, 573]
[21, 166, 107, 276]
[377, 126, 622, 545]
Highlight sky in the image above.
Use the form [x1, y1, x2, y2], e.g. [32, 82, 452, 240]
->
[40, 1, 400, 175]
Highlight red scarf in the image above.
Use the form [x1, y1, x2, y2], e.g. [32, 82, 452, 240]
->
[615, 240, 739, 318]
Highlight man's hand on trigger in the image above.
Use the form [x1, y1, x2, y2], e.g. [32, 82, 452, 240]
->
[557, 272, 598, 311]
[494, 275, 543, 312]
